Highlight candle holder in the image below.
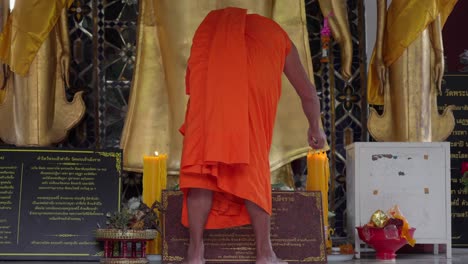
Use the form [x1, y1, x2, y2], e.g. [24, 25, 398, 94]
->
[96, 199, 164, 264]
[96, 229, 157, 264]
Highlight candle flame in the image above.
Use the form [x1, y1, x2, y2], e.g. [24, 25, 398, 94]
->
[154, 151, 159, 156]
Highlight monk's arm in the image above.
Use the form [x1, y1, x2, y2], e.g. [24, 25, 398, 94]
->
[284, 42, 326, 149]
[283, 43, 321, 131]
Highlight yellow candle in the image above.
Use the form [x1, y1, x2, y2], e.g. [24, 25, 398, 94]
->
[143, 151, 167, 255]
[306, 151, 330, 246]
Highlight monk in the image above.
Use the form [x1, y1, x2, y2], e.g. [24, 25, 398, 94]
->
[179, 7, 326, 264]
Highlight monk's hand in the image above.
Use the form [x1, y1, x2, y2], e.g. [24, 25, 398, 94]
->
[374, 57, 386, 94]
[308, 126, 326, 150]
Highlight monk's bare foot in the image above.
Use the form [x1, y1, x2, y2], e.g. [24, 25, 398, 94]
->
[183, 242, 205, 264]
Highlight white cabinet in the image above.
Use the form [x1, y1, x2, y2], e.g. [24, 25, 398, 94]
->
[346, 142, 451, 258]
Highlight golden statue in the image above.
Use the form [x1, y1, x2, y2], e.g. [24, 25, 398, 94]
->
[0, 0, 8, 102]
[121, 0, 352, 175]
[367, 0, 458, 142]
[0, 0, 85, 146]
[318, 0, 353, 81]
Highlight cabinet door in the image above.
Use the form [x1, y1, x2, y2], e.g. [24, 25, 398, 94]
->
[358, 146, 447, 240]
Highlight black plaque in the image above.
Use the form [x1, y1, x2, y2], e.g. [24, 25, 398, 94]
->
[0, 147, 121, 260]
[438, 74, 468, 247]
[162, 191, 326, 263]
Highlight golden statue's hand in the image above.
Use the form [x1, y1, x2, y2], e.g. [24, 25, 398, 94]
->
[318, 0, 353, 81]
[61, 55, 70, 88]
[0, 64, 8, 90]
[374, 57, 387, 94]
[57, 6, 71, 89]
[429, 14, 444, 95]
[434, 57, 444, 95]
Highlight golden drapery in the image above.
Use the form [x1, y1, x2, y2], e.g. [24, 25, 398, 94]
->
[0, 0, 85, 146]
[0, 0, 74, 76]
[367, 0, 457, 142]
[121, 0, 337, 174]
[367, 0, 458, 105]
[0, 0, 8, 103]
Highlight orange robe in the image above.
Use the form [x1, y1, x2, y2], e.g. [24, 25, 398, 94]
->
[179, 7, 291, 229]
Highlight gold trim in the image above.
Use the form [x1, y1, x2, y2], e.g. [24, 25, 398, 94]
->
[297, 191, 320, 197]
[163, 256, 184, 261]
[95, 151, 123, 207]
[162, 192, 185, 261]
[303, 255, 327, 262]
[298, 191, 322, 214]
[47, 234, 83, 238]
[0, 253, 89, 256]
[296, 191, 326, 261]
[0, 149, 93, 153]
[100, 258, 148, 264]
[96, 151, 122, 174]
[163, 240, 183, 262]
[160, 191, 327, 262]
[95, 229, 157, 240]
[162, 190, 183, 209]
[327, 55, 337, 220]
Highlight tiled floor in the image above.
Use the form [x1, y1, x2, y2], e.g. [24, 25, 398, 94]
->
[350, 248, 467, 263]
[0, 249, 467, 263]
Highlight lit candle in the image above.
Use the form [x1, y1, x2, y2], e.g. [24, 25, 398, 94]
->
[143, 151, 167, 255]
[306, 151, 330, 246]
